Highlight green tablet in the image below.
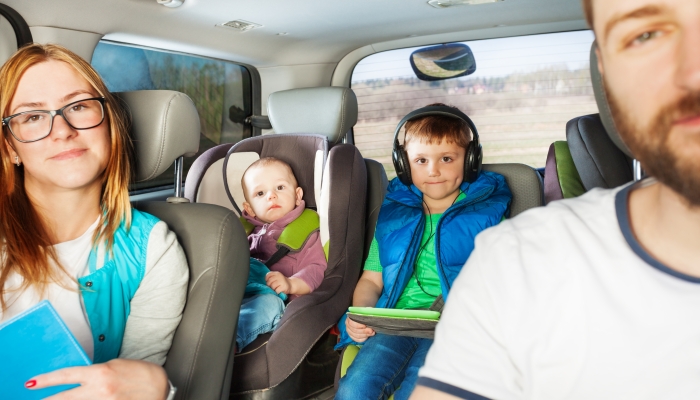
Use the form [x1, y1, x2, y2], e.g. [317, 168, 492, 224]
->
[347, 307, 440, 320]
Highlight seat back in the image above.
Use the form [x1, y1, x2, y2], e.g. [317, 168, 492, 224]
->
[363, 159, 389, 262]
[482, 163, 543, 217]
[121, 90, 248, 400]
[567, 114, 632, 192]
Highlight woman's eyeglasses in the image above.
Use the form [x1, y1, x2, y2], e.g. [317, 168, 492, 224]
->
[2, 97, 106, 143]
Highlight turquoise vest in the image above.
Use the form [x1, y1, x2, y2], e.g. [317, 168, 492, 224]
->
[78, 209, 159, 363]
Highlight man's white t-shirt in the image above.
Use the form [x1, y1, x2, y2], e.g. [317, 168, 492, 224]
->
[418, 182, 700, 400]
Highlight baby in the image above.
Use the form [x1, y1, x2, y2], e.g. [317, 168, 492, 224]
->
[236, 157, 327, 351]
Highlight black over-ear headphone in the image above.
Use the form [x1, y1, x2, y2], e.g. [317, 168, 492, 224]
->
[391, 105, 482, 186]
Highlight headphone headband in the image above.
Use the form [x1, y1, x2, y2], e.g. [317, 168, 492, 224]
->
[391, 105, 480, 149]
[391, 105, 482, 185]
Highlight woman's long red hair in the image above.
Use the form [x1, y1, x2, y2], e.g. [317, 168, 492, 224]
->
[0, 44, 133, 311]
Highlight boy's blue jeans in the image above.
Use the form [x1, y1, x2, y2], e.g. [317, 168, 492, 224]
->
[236, 293, 285, 351]
[335, 334, 433, 400]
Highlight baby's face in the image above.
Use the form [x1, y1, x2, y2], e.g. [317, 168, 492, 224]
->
[242, 163, 303, 224]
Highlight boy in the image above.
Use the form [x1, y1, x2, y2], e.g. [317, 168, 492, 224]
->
[335, 104, 512, 400]
[236, 157, 327, 351]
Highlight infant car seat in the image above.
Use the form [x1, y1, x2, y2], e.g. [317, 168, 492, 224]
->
[184, 87, 367, 399]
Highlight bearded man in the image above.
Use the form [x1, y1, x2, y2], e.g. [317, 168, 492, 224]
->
[411, 0, 700, 399]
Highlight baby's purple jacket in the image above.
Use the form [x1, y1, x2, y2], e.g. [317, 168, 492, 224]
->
[243, 200, 327, 299]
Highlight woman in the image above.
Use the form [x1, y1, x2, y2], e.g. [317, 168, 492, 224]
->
[0, 44, 188, 399]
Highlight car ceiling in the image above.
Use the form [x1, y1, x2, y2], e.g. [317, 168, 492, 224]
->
[3, 0, 586, 68]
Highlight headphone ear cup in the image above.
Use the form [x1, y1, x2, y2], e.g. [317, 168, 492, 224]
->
[392, 144, 412, 186]
[464, 141, 482, 183]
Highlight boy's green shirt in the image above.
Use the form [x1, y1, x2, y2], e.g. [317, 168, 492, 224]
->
[364, 193, 467, 309]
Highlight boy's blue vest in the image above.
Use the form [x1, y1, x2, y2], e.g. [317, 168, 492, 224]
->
[374, 170, 512, 309]
[336, 171, 511, 348]
[77, 209, 159, 363]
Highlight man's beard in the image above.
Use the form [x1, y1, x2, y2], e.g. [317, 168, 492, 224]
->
[605, 80, 700, 207]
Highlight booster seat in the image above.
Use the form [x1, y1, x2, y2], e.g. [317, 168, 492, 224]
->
[544, 43, 634, 203]
[184, 87, 367, 399]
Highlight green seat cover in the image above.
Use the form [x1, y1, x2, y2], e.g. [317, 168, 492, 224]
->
[553, 141, 586, 199]
[239, 208, 320, 252]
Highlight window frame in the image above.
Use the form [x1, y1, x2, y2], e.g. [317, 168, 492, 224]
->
[92, 40, 263, 196]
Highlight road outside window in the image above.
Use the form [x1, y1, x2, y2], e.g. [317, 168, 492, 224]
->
[351, 30, 597, 178]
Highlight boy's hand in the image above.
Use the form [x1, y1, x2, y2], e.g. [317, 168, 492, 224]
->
[345, 316, 375, 343]
[266, 271, 291, 294]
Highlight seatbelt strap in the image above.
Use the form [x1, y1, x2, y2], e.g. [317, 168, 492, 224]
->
[429, 295, 444, 313]
[265, 247, 291, 268]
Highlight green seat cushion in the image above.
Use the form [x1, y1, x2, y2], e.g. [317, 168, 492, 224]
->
[553, 141, 586, 199]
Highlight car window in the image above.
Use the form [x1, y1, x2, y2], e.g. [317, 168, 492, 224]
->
[92, 41, 253, 193]
[351, 30, 597, 179]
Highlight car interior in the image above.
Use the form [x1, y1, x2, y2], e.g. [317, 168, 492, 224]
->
[0, 0, 637, 399]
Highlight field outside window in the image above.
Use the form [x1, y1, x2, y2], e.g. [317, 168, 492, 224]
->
[351, 30, 598, 179]
[92, 42, 252, 192]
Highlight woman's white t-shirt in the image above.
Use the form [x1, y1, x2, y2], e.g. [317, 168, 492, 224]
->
[2, 219, 97, 358]
[0, 218, 188, 365]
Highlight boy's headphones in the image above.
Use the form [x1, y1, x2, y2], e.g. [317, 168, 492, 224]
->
[391, 105, 482, 186]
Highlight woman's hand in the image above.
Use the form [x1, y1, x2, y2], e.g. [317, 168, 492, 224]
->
[345, 315, 375, 343]
[27, 359, 170, 400]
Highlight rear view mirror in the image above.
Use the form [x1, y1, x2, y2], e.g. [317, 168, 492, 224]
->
[410, 43, 476, 81]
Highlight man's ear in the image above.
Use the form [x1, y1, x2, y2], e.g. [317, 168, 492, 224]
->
[596, 47, 604, 77]
[295, 186, 303, 206]
[242, 202, 255, 217]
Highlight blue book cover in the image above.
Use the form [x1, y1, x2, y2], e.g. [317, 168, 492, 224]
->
[0, 300, 92, 399]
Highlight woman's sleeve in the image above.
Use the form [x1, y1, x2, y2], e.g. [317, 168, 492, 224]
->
[118, 221, 189, 365]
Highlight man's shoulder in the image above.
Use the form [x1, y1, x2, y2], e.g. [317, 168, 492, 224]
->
[480, 186, 621, 246]
[448, 187, 628, 325]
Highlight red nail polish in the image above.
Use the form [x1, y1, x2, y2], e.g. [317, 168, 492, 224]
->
[25, 380, 37, 388]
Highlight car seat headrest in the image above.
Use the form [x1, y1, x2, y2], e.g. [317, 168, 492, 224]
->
[566, 114, 633, 191]
[589, 42, 633, 158]
[267, 87, 358, 145]
[115, 90, 200, 182]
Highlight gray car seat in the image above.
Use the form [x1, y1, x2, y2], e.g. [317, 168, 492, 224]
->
[544, 43, 634, 203]
[184, 87, 367, 400]
[119, 90, 249, 400]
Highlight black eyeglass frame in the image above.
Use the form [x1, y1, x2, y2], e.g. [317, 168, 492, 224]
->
[1, 96, 106, 143]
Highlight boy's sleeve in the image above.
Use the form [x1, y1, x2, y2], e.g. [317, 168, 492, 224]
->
[289, 231, 327, 292]
[363, 237, 382, 272]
